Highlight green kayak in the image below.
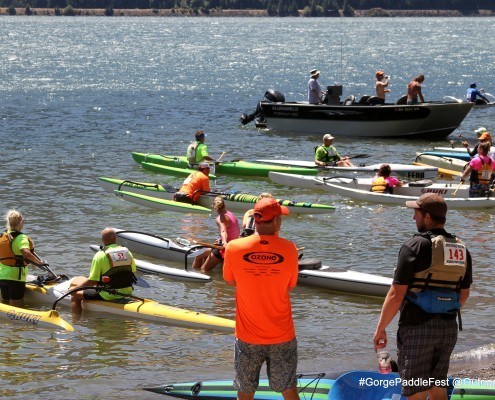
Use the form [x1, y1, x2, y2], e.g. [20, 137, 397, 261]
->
[141, 162, 218, 179]
[132, 152, 318, 177]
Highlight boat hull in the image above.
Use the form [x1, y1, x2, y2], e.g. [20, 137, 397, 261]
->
[257, 101, 474, 138]
[25, 277, 234, 332]
[0, 302, 73, 332]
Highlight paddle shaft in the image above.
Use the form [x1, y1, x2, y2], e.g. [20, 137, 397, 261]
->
[192, 240, 223, 250]
[452, 181, 463, 196]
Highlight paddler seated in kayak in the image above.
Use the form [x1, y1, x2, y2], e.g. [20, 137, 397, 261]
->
[70, 228, 137, 313]
[192, 197, 240, 273]
[173, 162, 211, 204]
[371, 164, 404, 194]
[0, 209, 45, 306]
[186, 130, 214, 167]
[466, 82, 490, 105]
[240, 192, 274, 237]
[314, 133, 354, 167]
[462, 128, 493, 159]
[460, 142, 495, 198]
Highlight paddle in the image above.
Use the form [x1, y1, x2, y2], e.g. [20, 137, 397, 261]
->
[484, 92, 495, 100]
[452, 180, 464, 196]
[191, 239, 223, 250]
[216, 151, 227, 162]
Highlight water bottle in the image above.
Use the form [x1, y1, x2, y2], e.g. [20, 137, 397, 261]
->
[377, 349, 392, 374]
[176, 237, 190, 246]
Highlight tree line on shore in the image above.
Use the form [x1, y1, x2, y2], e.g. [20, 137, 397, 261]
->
[3, 0, 493, 16]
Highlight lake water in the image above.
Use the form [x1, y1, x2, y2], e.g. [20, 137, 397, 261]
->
[0, 16, 494, 399]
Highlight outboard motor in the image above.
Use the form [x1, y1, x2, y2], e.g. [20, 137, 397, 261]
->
[264, 89, 285, 103]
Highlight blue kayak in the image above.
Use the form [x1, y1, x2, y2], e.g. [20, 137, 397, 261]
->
[144, 370, 495, 399]
[420, 151, 471, 162]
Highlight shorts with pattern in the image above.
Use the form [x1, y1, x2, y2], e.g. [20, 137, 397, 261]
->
[233, 337, 298, 394]
[397, 316, 458, 397]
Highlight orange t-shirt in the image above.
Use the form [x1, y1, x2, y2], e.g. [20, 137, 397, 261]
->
[223, 233, 298, 344]
[179, 171, 210, 202]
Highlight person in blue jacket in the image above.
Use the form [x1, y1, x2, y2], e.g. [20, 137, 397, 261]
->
[466, 83, 489, 105]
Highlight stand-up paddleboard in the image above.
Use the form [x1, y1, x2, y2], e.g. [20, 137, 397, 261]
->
[144, 370, 495, 399]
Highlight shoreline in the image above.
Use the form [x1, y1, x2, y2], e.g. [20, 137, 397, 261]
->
[1, 8, 494, 17]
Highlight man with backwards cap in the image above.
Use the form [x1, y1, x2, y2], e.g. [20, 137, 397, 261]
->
[466, 83, 489, 105]
[173, 162, 211, 204]
[314, 133, 354, 167]
[373, 193, 472, 400]
[307, 69, 325, 104]
[223, 198, 300, 400]
[186, 130, 214, 166]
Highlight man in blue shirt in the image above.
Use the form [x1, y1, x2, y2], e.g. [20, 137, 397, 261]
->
[466, 83, 489, 104]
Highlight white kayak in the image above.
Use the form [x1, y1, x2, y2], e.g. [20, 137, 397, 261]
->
[269, 172, 470, 198]
[308, 181, 495, 209]
[256, 159, 438, 180]
[99, 177, 335, 215]
[25, 276, 234, 332]
[433, 145, 495, 154]
[89, 244, 211, 283]
[414, 153, 467, 177]
[114, 229, 208, 263]
[297, 260, 391, 297]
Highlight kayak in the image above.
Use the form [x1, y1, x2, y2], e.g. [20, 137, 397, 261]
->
[414, 153, 467, 176]
[420, 151, 471, 162]
[434, 145, 495, 156]
[268, 172, 470, 198]
[256, 159, 439, 180]
[131, 152, 319, 177]
[99, 177, 336, 215]
[141, 162, 218, 179]
[309, 181, 495, 209]
[0, 301, 73, 332]
[89, 244, 211, 283]
[144, 370, 495, 399]
[297, 261, 391, 297]
[114, 229, 208, 263]
[115, 190, 212, 214]
[24, 276, 235, 332]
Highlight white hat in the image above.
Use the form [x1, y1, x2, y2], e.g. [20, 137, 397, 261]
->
[475, 127, 487, 135]
[323, 134, 334, 141]
[310, 69, 320, 78]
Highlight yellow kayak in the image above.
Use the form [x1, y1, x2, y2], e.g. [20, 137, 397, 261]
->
[0, 301, 74, 332]
[25, 276, 234, 332]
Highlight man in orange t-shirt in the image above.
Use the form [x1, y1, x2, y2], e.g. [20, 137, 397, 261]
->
[174, 162, 211, 204]
[223, 197, 299, 400]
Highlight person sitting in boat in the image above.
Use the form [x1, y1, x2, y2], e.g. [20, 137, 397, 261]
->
[406, 74, 425, 105]
[466, 83, 489, 105]
[173, 162, 211, 204]
[70, 228, 137, 314]
[460, 142, 495, 198]
[192, 197, 240, 273]
[314, 133, 354, 167]
[0, 209, 44, 306]
[462, 128, 492, 159]
[371, 164, 404, 194]
[186, 130, 214, 167]
[374, 70, 390, 104]
[240, 192, 274, 237]
[307, 69, 326, 104]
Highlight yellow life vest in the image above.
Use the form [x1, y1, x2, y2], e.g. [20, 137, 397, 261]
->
[0, 231, 33, 267]
[371, 177, 388, 193]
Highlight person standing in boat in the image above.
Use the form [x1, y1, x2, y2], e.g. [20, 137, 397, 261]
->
[314, 133, 354, 167]
[373, 193, 472, 400]
[371, 164, 403, 193]
[186, 130, 214, 167]
[70, 228, 137, 314]
[374, 70, 390, 104]
[307, 69, 325, 104]
[460, 142, 495, 197]
[406, 74, 425, 105]
[466, 83, 489, 105]
[174, 162, 211, 204]
[192, 196, 240, 273]
[0, 209, 44, 306]
[223, 197, 300, 400]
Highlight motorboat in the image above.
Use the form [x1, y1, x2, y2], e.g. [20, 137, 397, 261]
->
[240, 87, 474, 139]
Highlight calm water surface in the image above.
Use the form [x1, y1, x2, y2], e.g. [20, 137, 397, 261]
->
[0, 16, 494, 399]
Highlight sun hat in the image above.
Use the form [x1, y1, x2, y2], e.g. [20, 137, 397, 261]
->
[478, 132, 492, 141]
[198, 162, 210, 170]
[475, 127, 487, 137]
[405, 193, 447, 219]
[253, 198, 289, 222]
[323, 133, 335, 141]
[195, 130, 206, 139]
[310, 69, 320, 78]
